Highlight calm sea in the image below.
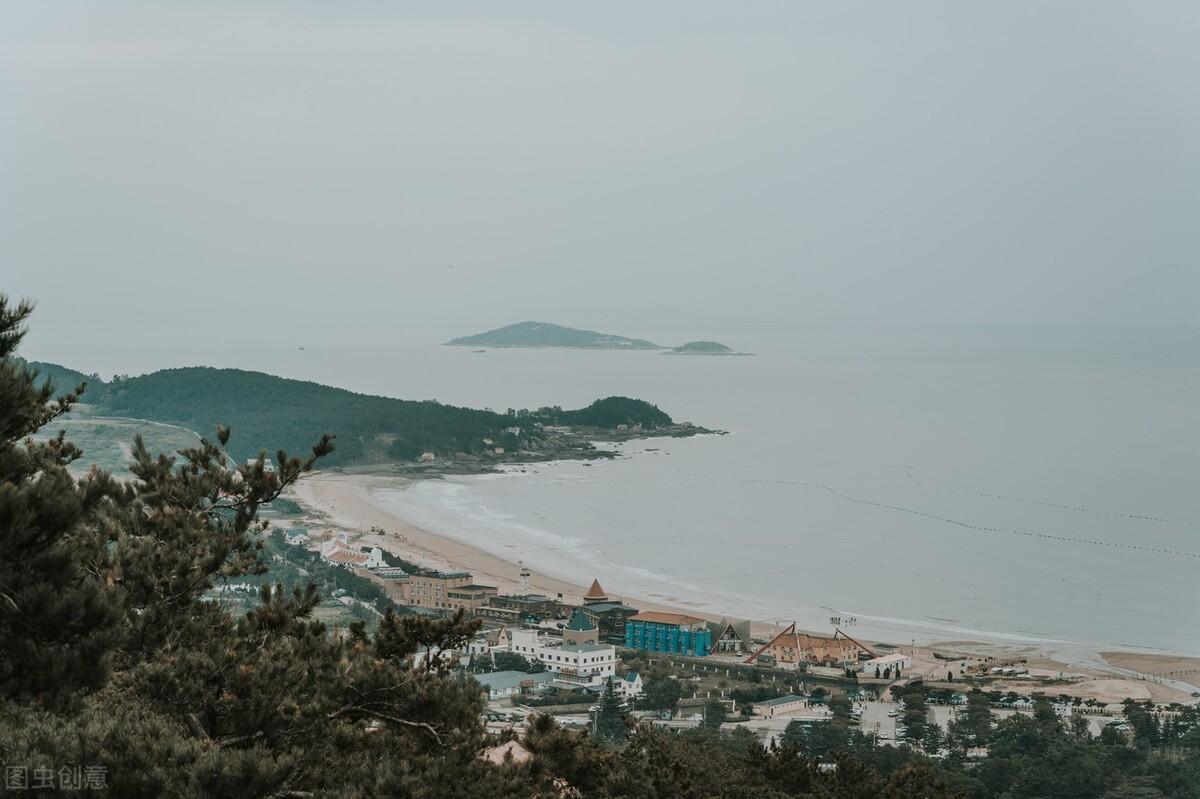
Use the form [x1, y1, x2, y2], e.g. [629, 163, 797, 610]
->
[63, 322, 1200, 653]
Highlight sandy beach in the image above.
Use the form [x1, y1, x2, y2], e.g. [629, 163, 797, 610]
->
[290, 472, 711, 620]
[289, 471, 1200, 704]
[1101, 652, 1200, 684]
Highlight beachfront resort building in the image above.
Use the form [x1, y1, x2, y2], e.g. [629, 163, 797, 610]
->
[504, 628, 618, 690]
[581, 601, 639, 645]
[745, 624, 874, 669]
[861, 652, 912, 676]
[407, 570, 483, 611]
[576, 579, 639, 644]
[445, 583, 499, 613]
[474, 605, 524, 624]
[487, 593, 565, 621]
[370, 566, 412, 602]
[708, 618, 753, 655]
[625, 611, 713, 657]
[320, 540, 385, 569]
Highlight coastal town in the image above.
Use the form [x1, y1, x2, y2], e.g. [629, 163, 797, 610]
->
[9, 2, 1198, 793]
[259, 504, 1200, 758]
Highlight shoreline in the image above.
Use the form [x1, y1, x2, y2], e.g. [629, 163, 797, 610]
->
[290, 472, 712, 621]
[289, 471, 1200, 703]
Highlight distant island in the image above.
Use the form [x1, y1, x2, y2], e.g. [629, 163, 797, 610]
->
[446, 321, 661, 350]
[22, 359, 714, 471]
[664, 341, 751, 356]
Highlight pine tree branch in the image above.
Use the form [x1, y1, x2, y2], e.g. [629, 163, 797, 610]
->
[216, 730, 265, 748]
[326, 705, 443, 745]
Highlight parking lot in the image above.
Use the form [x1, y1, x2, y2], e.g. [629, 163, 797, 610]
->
[856, 701, 900, 744]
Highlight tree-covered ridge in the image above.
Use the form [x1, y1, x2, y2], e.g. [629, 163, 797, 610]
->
[670, 341, 733, 353]
[663, 341, 754, 356]
[446, 321, 662, 349]
[552, 396, 673, 428]
[14, 357, 95, 394]
[20, 363, 682, 465]
[97, 366, 513, 465]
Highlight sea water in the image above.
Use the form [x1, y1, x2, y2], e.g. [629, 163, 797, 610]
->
[59, 322, 1200, 653]
[349, 325, 1199, 655]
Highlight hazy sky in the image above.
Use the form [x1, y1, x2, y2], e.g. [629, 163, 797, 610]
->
[3, 2, 1198, 370]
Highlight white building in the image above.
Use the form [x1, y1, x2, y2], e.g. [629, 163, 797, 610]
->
[543, 643, 616, 689]
[614, 671, 643, 699]
[861, 652, 912, 675]
[413, 646, 458, 671]
[506, 627, 542, 659]
[755, 695, 812, 719]
[464, 636, 492, 660]
[504, 628, 617, 690]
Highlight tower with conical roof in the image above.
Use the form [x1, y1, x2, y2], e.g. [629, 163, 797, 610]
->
[563, 608, 599, 645]
[583, 578, 608, 605]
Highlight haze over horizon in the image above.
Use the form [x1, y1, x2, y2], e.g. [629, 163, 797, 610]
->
[5, 3, 1199, 375]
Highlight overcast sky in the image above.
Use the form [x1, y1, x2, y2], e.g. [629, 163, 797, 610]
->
[3, 2, 1198, 369]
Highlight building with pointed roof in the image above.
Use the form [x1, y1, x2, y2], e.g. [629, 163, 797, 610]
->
[583, 578, 609, 604]
[579, 601, 638, 645]
[563, 608, 599, 645]
[708, 618, 753, 655]
[615, 671, 643, 699]
[570, 577, 638, 644]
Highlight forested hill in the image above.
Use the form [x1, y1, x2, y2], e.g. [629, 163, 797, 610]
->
[447, 321, 661, 349]
[22, 359, 96, 394]
[22, 362, 682, 466]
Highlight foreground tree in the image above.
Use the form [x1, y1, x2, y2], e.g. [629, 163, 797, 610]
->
[640, 675, 683, 713]
[593, 680, 629, 745]
[0, 298, 499, 797]
[0, 299, 122, 706]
